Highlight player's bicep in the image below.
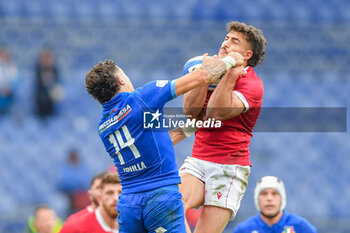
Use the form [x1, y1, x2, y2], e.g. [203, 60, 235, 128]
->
[207, 91, 244, 120]
[233, 78, 264, 113]
[217, 91, 245, 120]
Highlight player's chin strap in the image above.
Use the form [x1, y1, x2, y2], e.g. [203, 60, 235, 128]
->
[221, 56, 236, 70]
[180, 125, 198, 137]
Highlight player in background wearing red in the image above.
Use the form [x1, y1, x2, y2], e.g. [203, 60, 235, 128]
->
[179, 21, 267, 233]
[59, 172, 122, 233]
[63, 171, 108, 223]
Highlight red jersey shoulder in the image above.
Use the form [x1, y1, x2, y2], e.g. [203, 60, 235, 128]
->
[64, 207, 90, 224]
[235, 67, 264, 105]
[78, 212, 102, 232]
[60, 217, 81, 233]
[60, 211, 101, 233]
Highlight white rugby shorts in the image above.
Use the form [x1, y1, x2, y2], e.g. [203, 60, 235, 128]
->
[179, 156, 250, 221]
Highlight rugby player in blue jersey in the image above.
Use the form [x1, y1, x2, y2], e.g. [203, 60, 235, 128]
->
[233, 176, 318, 233]
[85, 52, 245, 233]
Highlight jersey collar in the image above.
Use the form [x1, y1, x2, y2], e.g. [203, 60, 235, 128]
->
[95, 208, 119, 233]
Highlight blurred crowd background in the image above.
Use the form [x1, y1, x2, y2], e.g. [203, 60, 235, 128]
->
[0, 0, 349, 232]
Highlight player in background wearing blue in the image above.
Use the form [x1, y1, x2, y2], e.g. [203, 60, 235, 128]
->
[85, 52, 245, 233]
[233, 176, 318, 233]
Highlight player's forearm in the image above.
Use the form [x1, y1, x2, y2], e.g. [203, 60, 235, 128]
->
[208, 73, 235, 107]
[206, 75, 240, 120]
[175, 53, 240, 103]
[174, 68, 209, 97]
[169, 127, 187, 145]
[183, 86, 208, 118]
[175, 60, 227, 96]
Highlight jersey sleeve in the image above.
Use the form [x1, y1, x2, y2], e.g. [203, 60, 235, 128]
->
[134, 80, 177, 111]
[300, 220, 318, 233]
[59, 221, 79, 233]
[233, 75, 263, 113]
[233, 225, 243, 233]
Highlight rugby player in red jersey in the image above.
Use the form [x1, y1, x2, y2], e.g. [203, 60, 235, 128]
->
[59, 173, 121, 233]
[180, 21, 267, 233]
[64, 171, 108, 223]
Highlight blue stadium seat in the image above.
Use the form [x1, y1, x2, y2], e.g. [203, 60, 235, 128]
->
[0, 2, 350, 232]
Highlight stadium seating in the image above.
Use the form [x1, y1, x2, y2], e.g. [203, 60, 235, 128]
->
[0, 0, 349, 232]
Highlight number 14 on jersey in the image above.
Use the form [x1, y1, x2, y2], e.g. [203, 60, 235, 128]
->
[108, 125, 141, 165]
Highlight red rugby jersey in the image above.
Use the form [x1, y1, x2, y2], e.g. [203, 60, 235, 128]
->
[64, 206, 93, 224]
[192, 67, 263, 166]
[59, 209, 118, 233]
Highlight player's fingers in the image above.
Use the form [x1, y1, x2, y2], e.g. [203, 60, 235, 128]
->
[202, 53, 213, 66]
[201, 53, 209, 63]
[240, 66, 247, 77]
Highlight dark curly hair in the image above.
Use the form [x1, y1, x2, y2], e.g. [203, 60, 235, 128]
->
[85, 60, 120, 104]
[226, 21, 266, 67]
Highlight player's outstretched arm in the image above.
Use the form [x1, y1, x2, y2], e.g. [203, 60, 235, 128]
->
[174, 53, 238, 97]
[182, 54, 219, 119]
[169, 124, 198, 145]
[182, 52, 244, 119]
[169, 127, 187, 145]
[183, 85, 208, 119]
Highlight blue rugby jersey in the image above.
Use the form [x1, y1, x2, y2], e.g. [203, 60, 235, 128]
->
[233, 210, 318, 233]
[98, 80, 179, 194]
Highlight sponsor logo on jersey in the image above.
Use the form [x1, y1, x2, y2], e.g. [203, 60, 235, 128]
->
[99, 105, 132, 133]
[155, 227, 167, 233]
[217, 192, 223, 200]
[282, 226, 295, 233]
[156, 80, 169, 87]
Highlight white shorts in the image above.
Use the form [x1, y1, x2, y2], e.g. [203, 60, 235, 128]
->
[179, 157, 251, 221]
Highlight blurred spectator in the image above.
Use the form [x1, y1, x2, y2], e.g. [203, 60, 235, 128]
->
[85, 171, 109, 212]
[107, 163, 118, 173]
[60, 172, 122, 233]
[35, 47, 62, 118]
[25, 204, 63, 233]
[57, 149, 92, 216]
[64, 171, 108, 223]
[0, 46, 18, 114]
[233, 176, 318, 233]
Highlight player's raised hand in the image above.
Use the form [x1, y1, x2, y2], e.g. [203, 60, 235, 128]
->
[201, 53, 226, 85]
[226, 51, 244, 67]
[228, 65, 246, 78]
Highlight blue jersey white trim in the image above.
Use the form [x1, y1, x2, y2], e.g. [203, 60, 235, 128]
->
[234, 210, 318, 233]
[98, 80, 179, 194]
[170, 80, 177, 97]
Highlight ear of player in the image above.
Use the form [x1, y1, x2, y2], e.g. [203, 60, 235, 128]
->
[183, 52, 244, 90]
